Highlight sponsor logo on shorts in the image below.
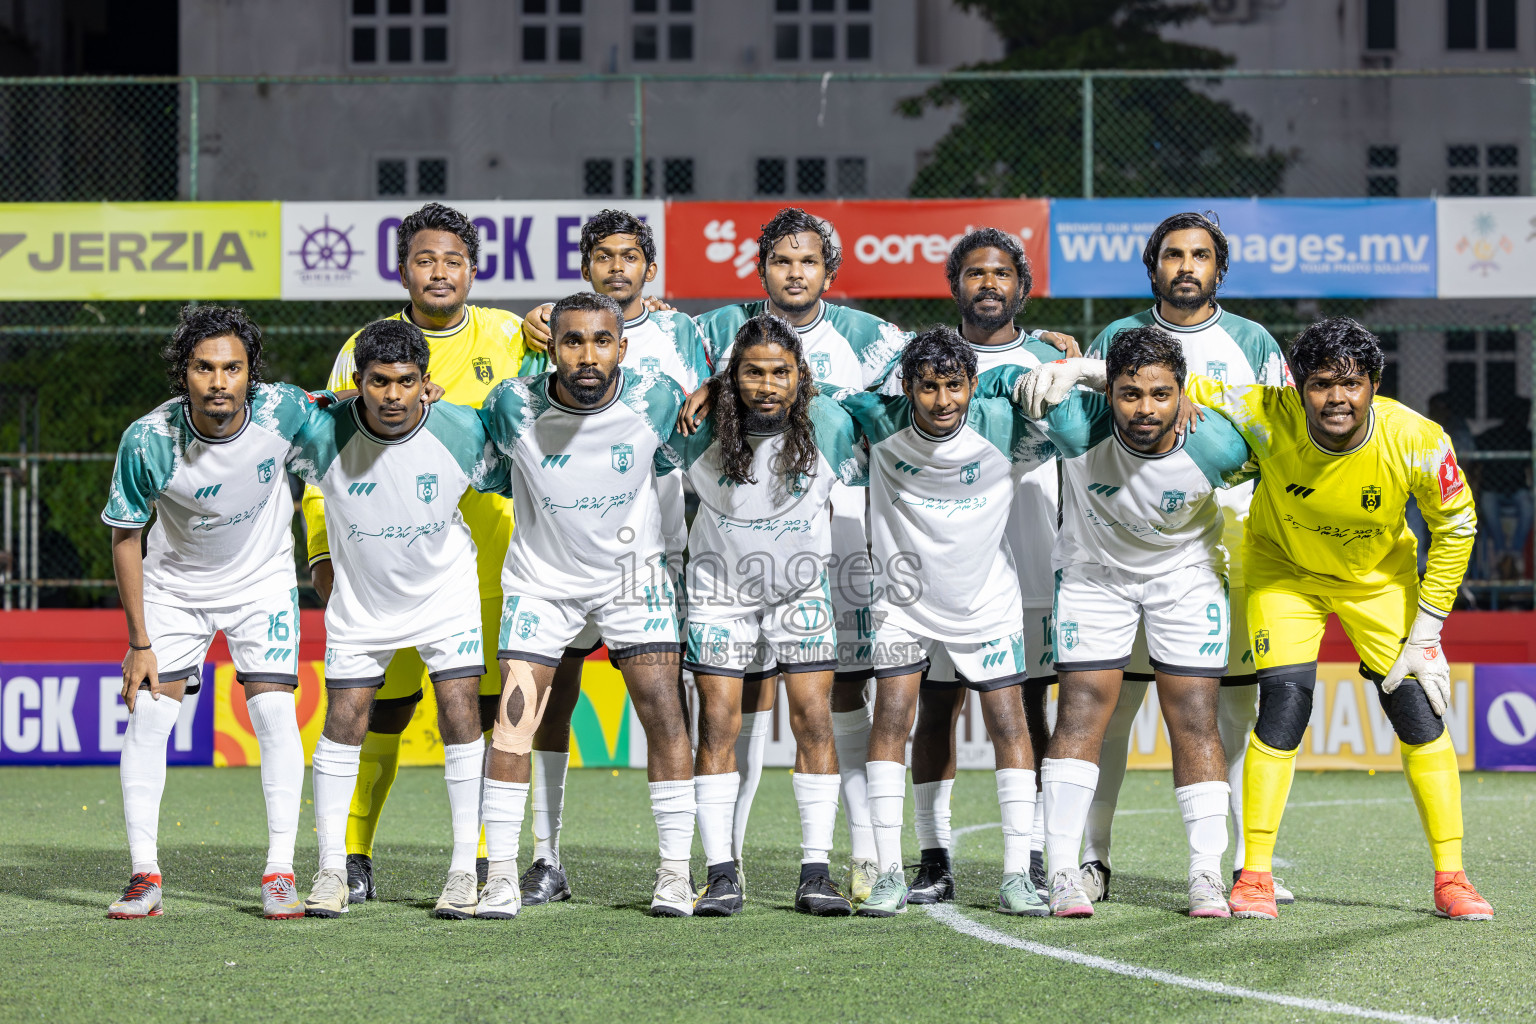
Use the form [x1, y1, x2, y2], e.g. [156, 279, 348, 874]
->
[1360, 484, 1381, 512]
[264, 648, 293, 662]
[1254, 629, 1270, 656]
[961, 461, 981, 485]
[1160, 489, 1186, 513]
[257, 458, 275, 484]
[611, 443, 635, 474]
[473, 356, 494, 385]
[514, 611, 540, 640]
[456, 638, 481, 655]
[1059, 620, 1079, 650]
[1199, 642, 1225, 656]
[643, 617, 672, 632]
[416, 473, 438, 503]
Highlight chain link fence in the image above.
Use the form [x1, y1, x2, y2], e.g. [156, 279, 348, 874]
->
[2, 70, 1533, 608]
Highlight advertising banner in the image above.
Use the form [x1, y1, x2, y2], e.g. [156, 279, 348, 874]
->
[0, 662, 214, 766]
[1121, 664, 1474, 772]
[663, 199, 1050, 300]
[1473, 664, 1536, 770]
[280, 200, 666, 301]
[1436, 197, 1536, 298]
[1050, 198, 1437, 299]
[0, 202, 280, 300]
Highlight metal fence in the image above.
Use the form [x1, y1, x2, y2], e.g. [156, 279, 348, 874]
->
[1, 69, 1534, 609]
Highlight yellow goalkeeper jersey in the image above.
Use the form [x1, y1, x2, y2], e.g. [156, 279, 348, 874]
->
[1184, 375, 1476, 616]
[303, 304, 526, 599]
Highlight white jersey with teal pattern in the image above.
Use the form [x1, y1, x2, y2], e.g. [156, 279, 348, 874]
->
[662, 393, 867, 610]
[481, 367, 687, 601]
[102, 383, 324, 607]
[828, 378, 1057, 642]
[286, 400, 508, 650]
[1089, 304, 1289, 588]
[1046, 390, 1256, 576]
[697, 300, 909, 391]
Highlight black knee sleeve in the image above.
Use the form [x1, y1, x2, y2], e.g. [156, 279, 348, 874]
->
[1364, 668, 1445, 746]
[1253, 664, 1318, 751]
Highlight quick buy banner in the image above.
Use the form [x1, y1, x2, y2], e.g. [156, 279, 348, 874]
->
[280, 200, 666, 300]
[1050, 198, 1437, 298]
[0, 663, 213, 766]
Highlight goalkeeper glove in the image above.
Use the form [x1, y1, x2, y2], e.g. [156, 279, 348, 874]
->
[1380, 608, 1451, 717]
[1013, 358, 1107, 419]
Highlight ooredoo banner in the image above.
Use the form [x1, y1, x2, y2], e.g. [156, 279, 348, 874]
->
[1050, 198, 1437, 298]
[663, 200, 1050, 300]
[280, 200, 666, 300]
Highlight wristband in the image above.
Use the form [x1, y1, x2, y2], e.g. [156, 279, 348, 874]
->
[129, 642, 152, 651]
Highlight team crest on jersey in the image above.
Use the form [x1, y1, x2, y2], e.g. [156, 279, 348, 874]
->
[1360, 485, 1381, 512]
[1059, 621, 1079, 651]
[960, 461, 980, 485]
[1160, 489, 1186, 513]
[1206, 360, 1228, 383]
[611, 443, 635, 474]
[473, 357, 494, 385]
[416, 473, 439, 503]
[514, 612, 540, 640]
[639, 356, 661, 374]
[257, 457, 275, 484]
[809, 352, 832, 379]
[1254, 629, 1270, 656]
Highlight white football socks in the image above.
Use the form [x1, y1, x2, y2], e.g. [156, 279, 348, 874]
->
[482, 777, 530, 881]
[792, 772, 841, 864]
[443, 739, 484, 877]
[832, 706, 876, 862]
[695, 772, 739, 867]
[996, 768, 1037, 876]
[530, 749, 570, 867]
[1042, 757, 1100, 876]
[1218, 683, 1258, 870]
[1031, 797, 1046, 857]
[865, 759, 906, 873]
[649, 779, 697, 870]
[1081, 678, 1147, 868]
[245, 690, 303, 876]
[120, 694, 181, 876]
[311, 735, 362, 875]
[1176, 780, 1232, 877]
[913, 779, 954, 853]
[731, 710, 770, 861]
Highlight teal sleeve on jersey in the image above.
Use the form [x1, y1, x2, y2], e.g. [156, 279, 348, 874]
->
[251, 382, 325, 441]
[285, 402, 355, 484]
[694, 303, 756, 367]
[821, 384, 910, 446]
[478, 375, 544, 454]
[661, 310, 716, 380]
[102, 415, 178, 526]
[1086, 312, 1155, 359]
[969, 398, 1059, 466]
[1181, 408, 1258, 488]
[807, 393, 869, 486]
[823, 304, 911, 388]
[1217, 310, 1291, 386]
[517, 350, 549, 376]
[973, 363, 1030, 399]
[621, 367, 688, 443]
[1041, 391, 1113, 458]
[657, 411, 717, 476]
[423, 401, 512, 494]
[1022, 336, 1068, 365]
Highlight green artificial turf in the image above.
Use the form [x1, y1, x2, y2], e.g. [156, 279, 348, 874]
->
[2, 766, 1531, 1023]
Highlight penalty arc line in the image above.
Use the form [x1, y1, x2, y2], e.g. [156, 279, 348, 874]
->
[924, 904, 1455, 1024]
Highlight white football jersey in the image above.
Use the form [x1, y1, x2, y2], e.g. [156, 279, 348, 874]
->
[830, 386, 1056, 642]
[697, 300, 909, 391]
[664, 393, 866, 610]
[481, 367, 687, 601]
[620, 308, 713, 393]
[1047, 391, 1255, 575]
[103, 383, 323, 606]
[286, 400, 508, 650]
[1090, 305, 1289, 588]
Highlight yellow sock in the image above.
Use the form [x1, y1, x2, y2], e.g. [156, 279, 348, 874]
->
[1242, 734, 1298, 874]
[1401, 730, 1463, 872]
[476, 728, 492, 860]
[345, 731, 404, 858]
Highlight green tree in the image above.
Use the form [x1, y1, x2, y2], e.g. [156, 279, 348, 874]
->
[903, 0, 1287, 198]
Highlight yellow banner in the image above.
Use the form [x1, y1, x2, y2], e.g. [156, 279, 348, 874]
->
[212, 656, 633, 768]
[0, 202, 280, 299]
[1124, 662, 1475, 771]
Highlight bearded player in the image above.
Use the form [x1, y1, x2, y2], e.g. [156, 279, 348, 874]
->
[304, 202, 528, 903]
[1076, 211, 1291, 904]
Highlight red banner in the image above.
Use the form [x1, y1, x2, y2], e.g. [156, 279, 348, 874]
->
[664, 200, 1050, 300]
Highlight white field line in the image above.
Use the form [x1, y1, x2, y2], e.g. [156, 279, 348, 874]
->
[926, 903, 1457, 1024]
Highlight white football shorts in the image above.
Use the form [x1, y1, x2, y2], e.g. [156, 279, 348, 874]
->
[325, 619, 486, 688]
[1053, 562, 1229, 678]
[143, 587, 301, 692]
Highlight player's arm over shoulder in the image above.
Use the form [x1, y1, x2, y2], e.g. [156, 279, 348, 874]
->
[1182, 373, 1293, 459]
[807, 393, 869, 486]
[1040, 390, 1111, 459]
[1181, 407, 1258, 488]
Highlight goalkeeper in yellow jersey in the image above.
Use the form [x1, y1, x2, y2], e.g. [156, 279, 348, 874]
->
[303, 202, 530, 902]
[1172, 317, 1489, 921]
